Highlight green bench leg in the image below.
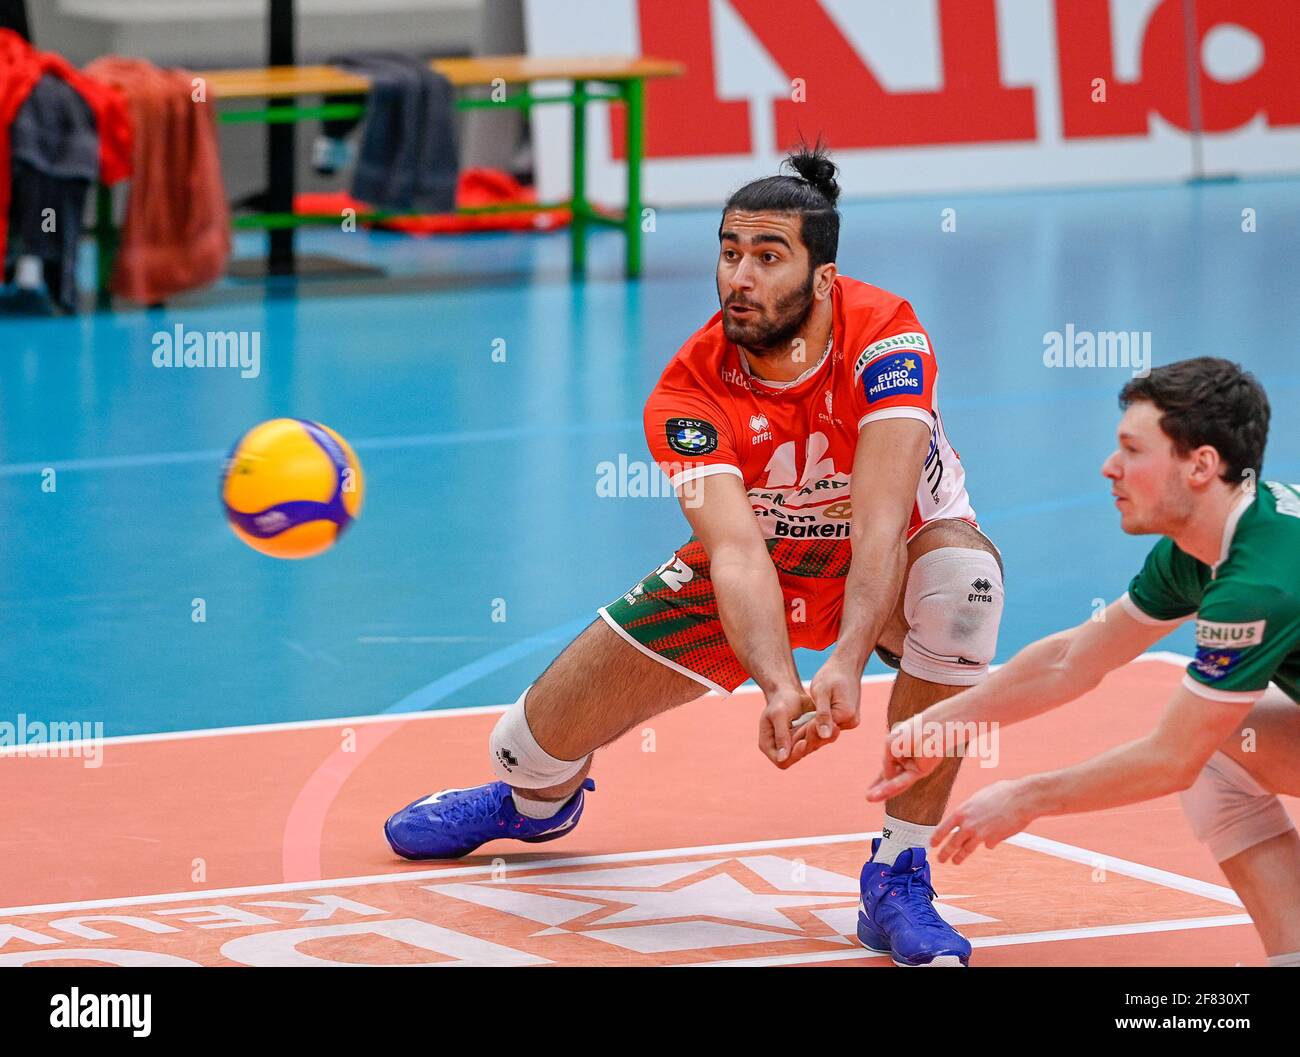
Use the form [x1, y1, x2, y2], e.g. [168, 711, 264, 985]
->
[95, 183, 116, 311]
[570, 79, 588, 278]
[623, 77, 644, 279]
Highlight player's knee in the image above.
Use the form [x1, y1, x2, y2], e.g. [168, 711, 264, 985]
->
[1179, 751, 1296, 862]
[900, 547, 1004, 686]
[489, 687, 590, 789]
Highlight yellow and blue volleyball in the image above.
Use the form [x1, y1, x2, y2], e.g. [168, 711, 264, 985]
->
[221, 418, 364, 558]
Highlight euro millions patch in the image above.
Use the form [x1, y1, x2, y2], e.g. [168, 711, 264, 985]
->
[864, 352, 924, 404]
[1190, 647, 1245, 681]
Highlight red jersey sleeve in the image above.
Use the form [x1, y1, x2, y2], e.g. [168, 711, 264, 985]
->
[643, 372, 742, 490]
[848, 301, 938, 431]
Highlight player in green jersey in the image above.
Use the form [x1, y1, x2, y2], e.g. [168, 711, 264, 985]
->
[861, 357, 1300, 965]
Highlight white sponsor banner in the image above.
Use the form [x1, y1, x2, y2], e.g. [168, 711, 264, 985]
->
[522, 0, 1300, 207]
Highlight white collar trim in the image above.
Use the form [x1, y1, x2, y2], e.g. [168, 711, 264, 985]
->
[1212, 486, 1255, 575]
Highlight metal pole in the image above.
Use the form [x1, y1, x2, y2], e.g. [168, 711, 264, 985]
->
[0, 0, 31, 41]
[1181, 0, 1205, 180]
[267, 0, 297, 273]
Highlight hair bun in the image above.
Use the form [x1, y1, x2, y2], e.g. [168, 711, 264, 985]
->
[786, 143, 840, 206]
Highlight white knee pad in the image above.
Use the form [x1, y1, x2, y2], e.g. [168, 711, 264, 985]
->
[1180, 750, 1296, 862]
[900, 548, 1004, 686]
[489, 688, 589, 789]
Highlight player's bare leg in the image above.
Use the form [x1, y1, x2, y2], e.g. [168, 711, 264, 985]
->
[1220, 833, 1300, 960]
[880, 674, 966, 824]
[513, 618, 708, 804]
[874, 518, 1003, 838]
[1194, 692, 1300, 960]
[384, 617, 710, 859]
[856, 517, 1004, 966]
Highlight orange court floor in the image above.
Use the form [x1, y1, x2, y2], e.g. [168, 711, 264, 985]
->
[1, 654, 1286, 967]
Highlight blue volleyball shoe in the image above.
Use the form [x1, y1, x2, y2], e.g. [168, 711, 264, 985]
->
[384, 778, 595, 860]
[857, 838, 972, 967]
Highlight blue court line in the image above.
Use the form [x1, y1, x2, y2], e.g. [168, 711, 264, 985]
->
[382, 490, 1114, 716]
[384, 613, 595, 713]
[5, 378, 1294, 479]
[0, 420, 642, 478]
[391, 467, 1300, 713]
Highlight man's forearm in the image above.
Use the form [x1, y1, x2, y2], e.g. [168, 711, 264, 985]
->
[711, 550, 800, 693]
[926, 629, 1099, 731]
[1022, 736, 1192, 819]
[833, 531, 907, 671]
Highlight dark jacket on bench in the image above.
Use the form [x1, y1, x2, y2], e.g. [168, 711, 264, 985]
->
[330, 52, 459, 213]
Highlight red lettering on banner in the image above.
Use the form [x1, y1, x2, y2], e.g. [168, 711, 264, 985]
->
[611, 0, 1034, 160]
[735, 0, 1035, 148]
[1056, 0, 1187, 135]
[609, 0, 751, 160]
[1057, 0, 1300, 138]
[611, 0, 1299, 165]
[1191, 0, 1300, 131]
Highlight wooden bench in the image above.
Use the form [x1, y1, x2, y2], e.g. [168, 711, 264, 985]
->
[95, 54, 683, 304]
[200, 55, 685, 95]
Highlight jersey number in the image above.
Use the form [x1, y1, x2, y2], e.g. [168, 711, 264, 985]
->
[654, 556, 694, 592]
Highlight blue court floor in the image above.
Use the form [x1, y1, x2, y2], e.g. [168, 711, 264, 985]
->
[3, 176, 1298, 736]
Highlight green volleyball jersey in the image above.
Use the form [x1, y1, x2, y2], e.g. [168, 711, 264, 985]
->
[1122, 482, 1300, 704]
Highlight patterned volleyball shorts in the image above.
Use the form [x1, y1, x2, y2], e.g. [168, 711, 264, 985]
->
[598, 538, 850, 695]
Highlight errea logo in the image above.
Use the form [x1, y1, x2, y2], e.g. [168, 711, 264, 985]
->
[1195, 619, 1266, 648]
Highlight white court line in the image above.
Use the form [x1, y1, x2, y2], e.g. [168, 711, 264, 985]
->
[0, 703, 514, 756]
[1132, 650, 1194, 666]
[0, 653, 1198, 754]
[0, 831, 882, 918]
[685, 915, 1253, 967]
[0, 824, 1229, 932]
[1007, 832, 1242, 906]
[0, 675, 870, 754]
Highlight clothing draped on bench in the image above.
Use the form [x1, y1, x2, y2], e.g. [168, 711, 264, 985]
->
[86, 56, 230, 305]
[327, 52, 460, 213]
[0, 27, 131, 311]
[8, 74, 99, 311]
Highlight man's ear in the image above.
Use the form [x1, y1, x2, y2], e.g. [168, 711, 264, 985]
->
[814, 262, 837, 299]
[1188, 444, 1223, 486]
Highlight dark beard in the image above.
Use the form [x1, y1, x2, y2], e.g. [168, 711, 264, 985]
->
[722, 272, 815, 356]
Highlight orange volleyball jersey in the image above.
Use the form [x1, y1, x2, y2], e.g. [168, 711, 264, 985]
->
[644, 275, 975, 571]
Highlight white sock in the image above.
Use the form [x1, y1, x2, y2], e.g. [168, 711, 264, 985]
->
[873, 813, 937, 866]
[1268, 950, 1300, 967]
[15, 255, 42, 289]
[511, 790, 565, 820]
